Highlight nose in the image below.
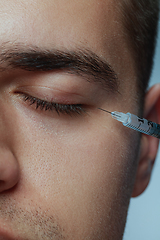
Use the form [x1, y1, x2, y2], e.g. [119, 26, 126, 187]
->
[0, 148, 19, 193]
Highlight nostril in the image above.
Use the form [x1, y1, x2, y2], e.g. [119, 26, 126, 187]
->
[0, 180, 5, 183]
[0, 180, 5, 185]
[0, 180, 7, 192]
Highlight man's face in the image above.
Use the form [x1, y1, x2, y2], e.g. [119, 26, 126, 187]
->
[0, 1, 141, 239]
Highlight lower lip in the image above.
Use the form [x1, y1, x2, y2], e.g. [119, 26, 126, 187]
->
[0, 235, 15, 240]
[0, 229, 16, 240]
[0, 223, 23, 240]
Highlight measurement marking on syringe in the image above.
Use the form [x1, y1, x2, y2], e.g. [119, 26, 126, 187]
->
[98, 108, 160, 139]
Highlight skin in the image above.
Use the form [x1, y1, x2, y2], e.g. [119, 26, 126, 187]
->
[0, 0, 159, 239]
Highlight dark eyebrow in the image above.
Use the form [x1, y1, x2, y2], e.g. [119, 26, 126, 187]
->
[0, 43, 119, 92]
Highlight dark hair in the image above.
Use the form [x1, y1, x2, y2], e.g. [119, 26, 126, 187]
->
[121, 0, 159, 99]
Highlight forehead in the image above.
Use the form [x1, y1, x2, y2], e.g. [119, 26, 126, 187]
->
[0, 0, 121, 51]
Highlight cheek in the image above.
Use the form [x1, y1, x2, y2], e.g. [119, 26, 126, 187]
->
[12, 111, 140, 237]
[15, 117, 138, 207]
[17, 119, 131, 186]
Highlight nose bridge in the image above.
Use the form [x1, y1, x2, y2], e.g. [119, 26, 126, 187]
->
[0, 105, 20, 192]
[0, 111, 8, 137]
[0, 112, 11, 151]
[0, 100, 16, 143]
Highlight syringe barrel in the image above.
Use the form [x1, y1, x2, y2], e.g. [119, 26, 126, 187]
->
[124, 113, 160, 138]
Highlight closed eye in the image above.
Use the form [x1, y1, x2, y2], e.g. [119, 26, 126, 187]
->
[20, 93, 86, 116]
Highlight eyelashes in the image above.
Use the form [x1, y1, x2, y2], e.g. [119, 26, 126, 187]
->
[22, 94, 85, 115]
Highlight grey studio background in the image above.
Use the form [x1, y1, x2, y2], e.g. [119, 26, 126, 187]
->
[123, 20, 160, 240]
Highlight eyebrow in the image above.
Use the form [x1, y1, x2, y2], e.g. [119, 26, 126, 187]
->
[0, 43, 119, 92]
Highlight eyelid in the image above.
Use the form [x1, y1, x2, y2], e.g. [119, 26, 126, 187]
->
[21, 93, 86, 115]
[15, 85, 86, 105]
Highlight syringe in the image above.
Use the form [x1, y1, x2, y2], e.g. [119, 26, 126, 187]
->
[98, 108, 160, 139]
